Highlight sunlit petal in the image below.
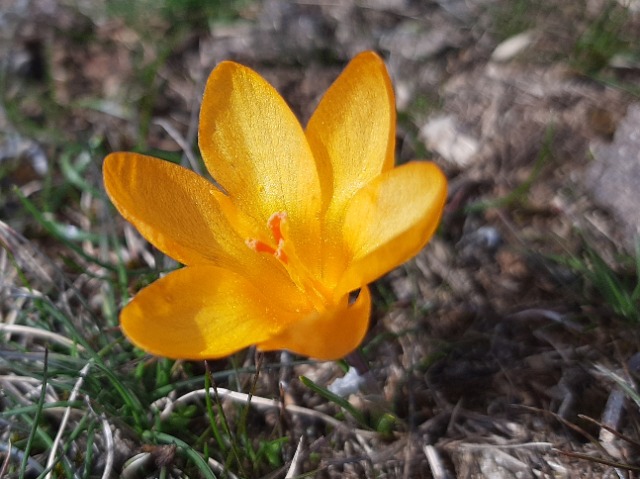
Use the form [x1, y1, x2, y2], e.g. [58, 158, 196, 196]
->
[104, 152, 245, 267]
[104, 153, 311, 310]
[258, 286, 371, 360]
[199, 61, 322, 260]
[120, 265, 305, 360]
[306, 51, 396, 216]
[337, 162, 447, 297]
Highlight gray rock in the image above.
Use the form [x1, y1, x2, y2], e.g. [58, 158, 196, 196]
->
[588, 104, 640, 249]
[419, 114, 480, 168]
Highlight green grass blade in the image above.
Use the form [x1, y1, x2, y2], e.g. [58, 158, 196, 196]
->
[299, 375, 369, 429]
[20, 349, 49, 477]
[146, 432, 218, 479]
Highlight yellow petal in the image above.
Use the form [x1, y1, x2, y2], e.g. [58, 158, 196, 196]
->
[306, 51, 396, 215]
[199, 61, 322, 262]
[104, 152, 245, 267]
[120, 265, 305, 360]
[104, 152, 310, 311]
[257, 286, 371, 360]
[337, 162, 447, 297]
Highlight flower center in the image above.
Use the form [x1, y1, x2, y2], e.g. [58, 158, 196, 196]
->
[245, 212, 330, 311]
[245, 212, 289, 264]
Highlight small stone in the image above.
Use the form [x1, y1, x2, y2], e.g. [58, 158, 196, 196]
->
[328, 367, 364, 397]
[587, 103, 640, 250]
[491, 31, 535, 63]
[419, 115, 480, 168]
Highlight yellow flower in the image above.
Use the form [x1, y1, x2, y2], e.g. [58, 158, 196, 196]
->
[103, 51, 447, 360]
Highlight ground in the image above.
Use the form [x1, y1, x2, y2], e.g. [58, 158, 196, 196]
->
[2, 0, 640, 478]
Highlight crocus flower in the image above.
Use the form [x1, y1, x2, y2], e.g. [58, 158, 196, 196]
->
[103, 51, 446, 360]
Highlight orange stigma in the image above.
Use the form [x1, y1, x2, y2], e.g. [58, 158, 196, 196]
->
[246, 212, 289, 264]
